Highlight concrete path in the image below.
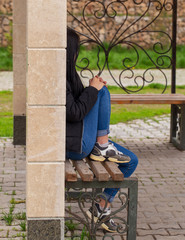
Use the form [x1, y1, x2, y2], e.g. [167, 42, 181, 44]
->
[0, 115, 185, 239]
[0, 69, 185, 91]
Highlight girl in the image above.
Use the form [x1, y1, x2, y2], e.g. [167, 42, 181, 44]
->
[66, 28, 138, 233]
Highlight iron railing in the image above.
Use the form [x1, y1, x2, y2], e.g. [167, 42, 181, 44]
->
[68, 0, 177, 94]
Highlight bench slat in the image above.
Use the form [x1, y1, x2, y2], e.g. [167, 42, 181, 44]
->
[111, 94, 185, 104]
[103, 161, 124, 181]
[86, 158, 109, 182]
[65, 159, 77, 182]
[73, 160, 93, 182]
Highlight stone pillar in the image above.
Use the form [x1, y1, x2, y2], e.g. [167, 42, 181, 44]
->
[13, 0, 27, 145]
[26, 0, 66, 239]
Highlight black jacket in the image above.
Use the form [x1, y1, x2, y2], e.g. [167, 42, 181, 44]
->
[66, 81, 99, 153]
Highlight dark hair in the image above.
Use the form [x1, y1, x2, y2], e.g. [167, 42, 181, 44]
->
[67, 28, 83, 98]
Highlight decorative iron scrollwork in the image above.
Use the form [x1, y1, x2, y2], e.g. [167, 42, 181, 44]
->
[65, 189, 128, 239]
[67, 0, 173, 93]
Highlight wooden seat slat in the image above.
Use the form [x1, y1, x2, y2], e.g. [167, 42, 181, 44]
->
[111, 94, 185, 104]
[103, 161, 124, 181]
[65, 159, 77, 182]
[72, 160, 94, 182]
[86, 158, 109, 182]
[65, 159, 125, 182]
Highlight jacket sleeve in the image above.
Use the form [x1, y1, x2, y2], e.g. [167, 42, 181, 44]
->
[66, 84, 99, 122]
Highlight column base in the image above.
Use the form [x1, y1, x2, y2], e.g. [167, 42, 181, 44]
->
[13, 116, 26, 145]
[27, 218, 64, 240]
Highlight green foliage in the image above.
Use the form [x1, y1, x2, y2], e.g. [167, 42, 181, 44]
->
[65, 220, 78, 231]
[0, 47, 12, 70]
[0, 90, 13, 137]
[0, 117, 13, 137]
[2, 203, 15, 226]
[77, 44, 185, 70]
[107, 83, 185, 94]
[14, 212, 26, 220]
[0, 21, 13, 70]
[0, 85, 185, 135]
[12, 190, 16, 195]
[108, 84, 185, 124]
[4, 21, 13, 57]
[2, 211, 14, 226]
[19, 221, 26, 231]
[110, 104, 171, 124]
[176, 45, 185, 68]
[80, 226, 89, 240]
[0, 44, 185, 71]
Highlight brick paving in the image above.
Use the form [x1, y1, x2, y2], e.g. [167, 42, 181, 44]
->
[1, 116, 185, 239]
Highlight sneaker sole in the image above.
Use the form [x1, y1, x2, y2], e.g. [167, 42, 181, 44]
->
[107, 157, 130, 164]
[86, 210, 117, 233]
[89, 154, 106, 162]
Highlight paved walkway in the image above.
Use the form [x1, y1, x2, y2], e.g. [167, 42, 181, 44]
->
[0, 115, 185, 239]
[0, 69, 185, 91]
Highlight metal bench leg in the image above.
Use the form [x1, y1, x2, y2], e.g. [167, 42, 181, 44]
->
[127, 180, 138, 240]
[171, 104, 185, 150]
[170, 104, 178, 142]
[179, 105, 185, 150]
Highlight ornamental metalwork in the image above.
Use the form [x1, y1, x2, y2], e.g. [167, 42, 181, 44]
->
[65, 189, 129, 239]
[67, 0, 176, 93]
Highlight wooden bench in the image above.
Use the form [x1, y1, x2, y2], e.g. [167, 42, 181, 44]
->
[111, 94, 185, 150]
[65, 158, 138, 240]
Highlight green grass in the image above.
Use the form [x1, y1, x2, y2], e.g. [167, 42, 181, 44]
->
[0, 47, 12, 71]
[0, 45, 185, 71]
[0, 91, 13, 137]
[110, 104, 171, 124]
[109, 84, 185, 124]
[108, 83, 185, 94]
[77, 44, 185, 70]
[0, 84, 185, 137]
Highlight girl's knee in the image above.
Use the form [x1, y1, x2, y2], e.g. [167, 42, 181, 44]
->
[130, 155, 139, 170]
[99, 85, 110, 96]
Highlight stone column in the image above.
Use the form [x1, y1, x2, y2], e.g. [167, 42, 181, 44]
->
[26, 0, 66, 239]
[13, 0, 27, 145]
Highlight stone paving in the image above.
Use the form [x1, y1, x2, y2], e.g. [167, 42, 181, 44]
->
[0, 139, 26, 240]
[0, 115, 185, 239]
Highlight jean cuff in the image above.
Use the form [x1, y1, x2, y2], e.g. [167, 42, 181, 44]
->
[97, 129, 110, 137]
[101, 191, 114, 203]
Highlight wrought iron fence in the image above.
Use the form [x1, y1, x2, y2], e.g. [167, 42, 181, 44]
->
[65, 189, 129, 239]
[67, 0, 177, 94]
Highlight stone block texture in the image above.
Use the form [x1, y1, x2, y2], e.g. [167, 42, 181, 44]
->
[26, 163, 65, 218]
[27, 0, 66, 48]
[27, 49, 66, 105]
[26, 106, 66, 162]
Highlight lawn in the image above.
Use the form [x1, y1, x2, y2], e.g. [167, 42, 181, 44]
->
[77, 44, 185, 70]
[0, 47, 12, 71]
[108, 84, 185, 124]
[0, 91, 13, 137]
[0, 45, 185, 71]
[0, 84, 185, 137]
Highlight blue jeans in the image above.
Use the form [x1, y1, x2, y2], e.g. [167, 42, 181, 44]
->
[66, 86, 138, 202]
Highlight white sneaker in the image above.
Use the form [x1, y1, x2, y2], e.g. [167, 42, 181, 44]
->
[89, 142, 131, 163]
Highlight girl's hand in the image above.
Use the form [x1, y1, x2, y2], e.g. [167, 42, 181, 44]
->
[89, 76, 105, 90]
[98, 77, 107, 87]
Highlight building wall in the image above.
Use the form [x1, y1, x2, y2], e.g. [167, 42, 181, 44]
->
[1, 0, 185, 48]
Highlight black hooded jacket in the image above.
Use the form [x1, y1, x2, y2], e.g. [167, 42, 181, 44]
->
[66, 80, 99, 153]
